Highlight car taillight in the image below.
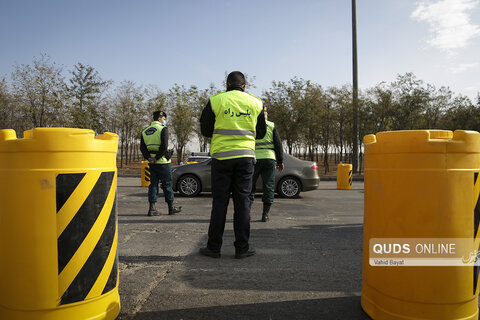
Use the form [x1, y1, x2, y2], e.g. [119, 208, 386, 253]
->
[311, 163, 318, 170]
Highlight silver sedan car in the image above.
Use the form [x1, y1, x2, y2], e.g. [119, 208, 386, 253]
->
[172, 154, 319, 198]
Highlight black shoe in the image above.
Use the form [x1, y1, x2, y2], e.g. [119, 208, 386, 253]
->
[147, 203, 160, 216]
[199, 247, 221, 258]
[261, 203, 271, 222]
[168, 202, 182, 215]
[235, 248, 256, 259]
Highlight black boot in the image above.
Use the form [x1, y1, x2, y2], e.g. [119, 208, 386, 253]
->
[168, 201, 182, 215]
[262, 203, 271, 222]
[147, 203, 160, 216]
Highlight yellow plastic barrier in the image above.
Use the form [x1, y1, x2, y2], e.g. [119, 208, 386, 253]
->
[362, 130, 480, 320]
[337, 164, 352, 190]
[0, 128, 120, 320]
[141, 160, 151, 187]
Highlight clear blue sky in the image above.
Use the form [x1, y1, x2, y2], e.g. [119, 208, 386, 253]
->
[1, 0, 479, 99]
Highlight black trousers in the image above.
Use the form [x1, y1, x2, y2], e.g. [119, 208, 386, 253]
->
[249, 158, 276, 205]
[207, 157, 254, 253]
[148, 163, 174, 204]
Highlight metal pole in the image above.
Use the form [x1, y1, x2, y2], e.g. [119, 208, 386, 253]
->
[352, 0, 359, 173]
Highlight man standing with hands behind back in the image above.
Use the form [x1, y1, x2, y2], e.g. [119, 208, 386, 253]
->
[199, 71, 266, 259]
[140, 111, 182, 216]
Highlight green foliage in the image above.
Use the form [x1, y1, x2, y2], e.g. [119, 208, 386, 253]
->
[390, 73, 430, 130]
[263, 79, 303, 154]
[68, 63, 111, 132]
[440, 96, 480, 131]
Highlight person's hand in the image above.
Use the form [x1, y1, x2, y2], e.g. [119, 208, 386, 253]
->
[277, 163, 284, 172]
[148, 157, 156, 163]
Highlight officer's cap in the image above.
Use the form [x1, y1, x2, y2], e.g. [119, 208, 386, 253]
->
[153, 111, 167, 120]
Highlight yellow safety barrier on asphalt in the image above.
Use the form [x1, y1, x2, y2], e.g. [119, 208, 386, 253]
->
[362, 130, 480, 320]
[0, 128, 120, 320]
[141, 160, 151, 187]
[337, 163, 352, 190]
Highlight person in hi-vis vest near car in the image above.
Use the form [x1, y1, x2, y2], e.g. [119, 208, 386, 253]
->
[199, 71, 266, 259]
[140, 111, 182, 216]
[250, 107, 284, 222]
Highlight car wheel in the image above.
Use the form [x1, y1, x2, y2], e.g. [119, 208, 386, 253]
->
[178, 174, 201, 197]
[278, 176, 301, 198]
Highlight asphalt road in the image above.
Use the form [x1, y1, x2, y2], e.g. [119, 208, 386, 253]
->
[116, 177, 369, 320]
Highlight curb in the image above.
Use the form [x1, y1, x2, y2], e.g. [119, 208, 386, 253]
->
[118, 174, 140, 178]
[320, 176, 364, 182]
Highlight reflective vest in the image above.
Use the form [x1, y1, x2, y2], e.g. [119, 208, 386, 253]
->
[255, 120, 276, 160]
[142, 121, 170, 164]
[210, 90, 263, 160]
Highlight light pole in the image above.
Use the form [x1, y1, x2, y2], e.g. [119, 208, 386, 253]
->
[352, 0, 359, 173]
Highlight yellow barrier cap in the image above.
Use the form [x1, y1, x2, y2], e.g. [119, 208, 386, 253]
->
[0, 128, 118, 153]
[364, 130, 480, 154]
[364, 134, 376, 145]
[0, 129, 17, 141]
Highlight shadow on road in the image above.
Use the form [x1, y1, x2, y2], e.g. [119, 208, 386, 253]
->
[118, 219, 210, 224]
[178, 223, 363, 293]
[131, 296, 370, 320]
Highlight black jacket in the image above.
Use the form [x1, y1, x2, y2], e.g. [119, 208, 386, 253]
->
[271, 126, 284, 164]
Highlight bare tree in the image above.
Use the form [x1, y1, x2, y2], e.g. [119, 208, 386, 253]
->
[0, 78, 17, 130]
[196, 84, 218, 152]
[113, 81, 144, 167]
[167, 84, 197, 163]
[11, 54, 67, 128]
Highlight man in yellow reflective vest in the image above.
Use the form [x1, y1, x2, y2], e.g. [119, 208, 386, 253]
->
[140, 111, 182, 216]
[199, 71, 266, 259]
[250, 107, 284, 222]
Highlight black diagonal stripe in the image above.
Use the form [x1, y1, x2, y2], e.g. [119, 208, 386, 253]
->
[475, 173, 480, 240]
[102, 257, 118, 295]
[56, 173, 86, 213]
[60, 197, 117, 305]
[58, 171, 114, 275]
[475, 203, 480, 240]
[145, 169, 151, 181]
[348, 170, 352, 185]
[474, 262, 480, 295]
[474, 240, 480, 294]
[474, 172, 480, 295]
